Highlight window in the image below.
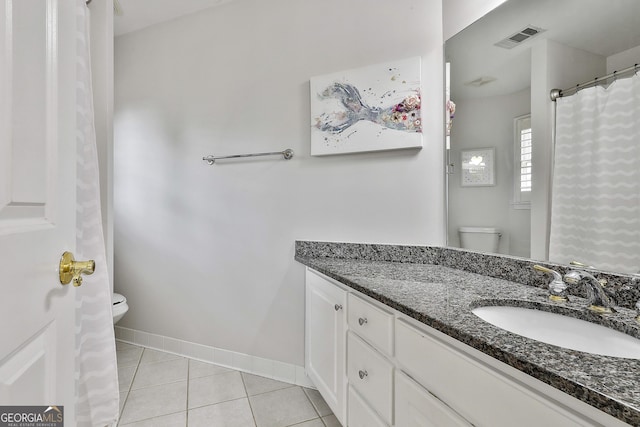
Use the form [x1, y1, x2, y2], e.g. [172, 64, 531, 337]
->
[514, 115, 531, 208]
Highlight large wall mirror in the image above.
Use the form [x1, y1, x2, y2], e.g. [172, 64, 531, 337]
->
[445, 0, 640, 274]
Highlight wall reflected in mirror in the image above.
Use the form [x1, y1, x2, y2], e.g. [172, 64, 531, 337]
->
[445, 0, 640, 270]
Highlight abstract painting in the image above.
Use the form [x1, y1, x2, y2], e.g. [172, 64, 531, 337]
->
[310, 57, 423, 156]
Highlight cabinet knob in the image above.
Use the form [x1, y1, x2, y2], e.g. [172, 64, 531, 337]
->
[358, 317, 368, 326]
[334, 304, 343, 311]
[358, 370, 368, 380]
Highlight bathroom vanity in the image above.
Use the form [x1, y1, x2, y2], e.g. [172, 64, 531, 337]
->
[297, 241, 640, 427]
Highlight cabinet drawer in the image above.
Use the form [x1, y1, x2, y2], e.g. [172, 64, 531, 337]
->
[395, 319, 590, 427]
[395, 370, 471, 427]
[348, 386, 388, 427]
[347, 331, 393, 425]
[348, 293, 394, 356]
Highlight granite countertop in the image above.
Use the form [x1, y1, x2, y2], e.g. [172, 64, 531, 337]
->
[295, 255, 640, 426]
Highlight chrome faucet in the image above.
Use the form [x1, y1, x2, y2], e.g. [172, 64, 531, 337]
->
[563, 270, 616, 314]
[533, 265, 568, 302]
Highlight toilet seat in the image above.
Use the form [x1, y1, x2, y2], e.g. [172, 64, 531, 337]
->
[112, 292, 126, 305]
[112, 292, 129, 324]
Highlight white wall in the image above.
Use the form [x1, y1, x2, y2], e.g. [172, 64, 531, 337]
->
[443, 0, 507, 40]
[448, 89, 531, 257]
[530, 40, 605, 260]
[607, 44, 640, 73]
[114, 0, 444, 366]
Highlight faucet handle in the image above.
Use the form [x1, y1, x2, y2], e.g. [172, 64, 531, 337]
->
[570, 260, 595, 268]
[533, 265, 568, 302]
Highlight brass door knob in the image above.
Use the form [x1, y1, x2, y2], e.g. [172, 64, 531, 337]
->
[59, 251, 95, 287]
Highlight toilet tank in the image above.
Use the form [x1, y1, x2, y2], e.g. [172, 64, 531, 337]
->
[459, 227, 501, 252]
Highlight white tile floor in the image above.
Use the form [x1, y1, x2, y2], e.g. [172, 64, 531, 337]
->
[116, 341, 339, 427]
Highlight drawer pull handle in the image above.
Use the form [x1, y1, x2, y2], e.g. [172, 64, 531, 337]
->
[334, 304, 343, 311]
[358, 370, 368, 380]
[358, 317, 368, 326]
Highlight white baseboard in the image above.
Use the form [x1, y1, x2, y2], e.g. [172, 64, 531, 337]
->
[114, 326, 315, 389]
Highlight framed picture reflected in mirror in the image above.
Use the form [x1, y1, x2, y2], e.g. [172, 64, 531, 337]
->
[461, 147, 495, 186]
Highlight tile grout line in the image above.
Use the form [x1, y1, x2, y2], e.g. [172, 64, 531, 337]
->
[115, 350, 134, 427]
[127, 379, 186, 392]
[126, 355, 188, 393]
[241, 377, 297, 398]
[117, 348, 143, 426]
[302, 388, 323, 419]
[305, 388, 326, 427]
[185, 359, 190, 426]
[187, 396, 249, 412]
[118, 345, 330, 427]
[136, 354, 183, 366]
[119, 348, 189, 426]
[286, 418, 324, 427]
[280, 387, 321, 427]
[118, 353, 188, 426]
[119, 411, 186, 426]
[119, 411, 187, 427]
[303, 387, 333, 426]
[114, 333, 315, 389]
[240, 372, 259, 427]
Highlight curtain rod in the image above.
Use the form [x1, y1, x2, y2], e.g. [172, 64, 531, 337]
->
[550, 63, 639, 101]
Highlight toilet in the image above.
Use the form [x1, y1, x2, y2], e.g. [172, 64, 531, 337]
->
[459, 227, 501, 252]
[112, 293, 129, 324]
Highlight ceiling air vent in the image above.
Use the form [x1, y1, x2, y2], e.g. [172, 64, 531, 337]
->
[464, 76, 496, 87]
[495, 26, 545, 49]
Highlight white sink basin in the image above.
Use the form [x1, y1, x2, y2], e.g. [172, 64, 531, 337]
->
[472, 305, 640, 359]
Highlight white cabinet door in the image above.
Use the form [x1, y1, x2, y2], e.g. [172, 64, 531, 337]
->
[0, 0, 78, 423]
[305, 269, 347, 425]
[395, 371, 471, 427]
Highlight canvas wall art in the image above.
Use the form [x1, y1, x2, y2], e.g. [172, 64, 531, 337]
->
[310, 57, 423, 156]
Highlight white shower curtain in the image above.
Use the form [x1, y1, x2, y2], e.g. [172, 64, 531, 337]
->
[549, 73, 640, 274]
[75, 1, 120, 425]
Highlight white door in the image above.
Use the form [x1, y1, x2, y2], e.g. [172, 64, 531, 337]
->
[0, 0, 79, 424]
